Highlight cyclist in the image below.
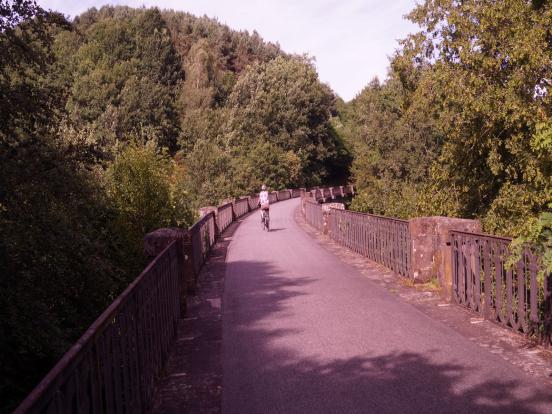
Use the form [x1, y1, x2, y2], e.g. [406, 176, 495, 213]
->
[258, 184, 270, 226]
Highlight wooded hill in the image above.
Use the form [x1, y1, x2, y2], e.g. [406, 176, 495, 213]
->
[0, 3, 349, 411]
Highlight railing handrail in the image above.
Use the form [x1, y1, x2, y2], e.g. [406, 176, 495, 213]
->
[15, 240, 181, 413]
[449, 229, 512, 242]
[189, 210, 215, 232]
[329, 206, 409, 224]
[218, 201, 233, 211]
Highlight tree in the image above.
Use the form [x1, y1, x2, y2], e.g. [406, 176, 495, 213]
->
[64, 7, 183, 158]
[404, 0, 552, 234]
[0, 3, 120, 410]
[347, 60, 443, 218]
[225, 55, 350, 189]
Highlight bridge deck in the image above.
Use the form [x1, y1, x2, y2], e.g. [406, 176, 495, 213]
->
[156, 198, 552, 413]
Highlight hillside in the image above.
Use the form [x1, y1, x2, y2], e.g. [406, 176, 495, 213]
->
[0, 4, 350, 411]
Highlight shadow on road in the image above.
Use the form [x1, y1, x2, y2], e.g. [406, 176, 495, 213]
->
[224, 259, 552, 414]
[267, 227, 286, 232]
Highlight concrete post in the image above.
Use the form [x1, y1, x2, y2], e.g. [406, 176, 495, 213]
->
[199, 206, 217, 217]
[408, 217, 481, 299]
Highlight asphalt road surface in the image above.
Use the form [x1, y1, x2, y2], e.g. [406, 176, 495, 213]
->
[222, 198, 552, 414]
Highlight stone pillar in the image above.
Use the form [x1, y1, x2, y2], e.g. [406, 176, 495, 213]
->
[408, 217, 481, 298]
[144, 227, 191, 317]
[199, 206, 217, 217]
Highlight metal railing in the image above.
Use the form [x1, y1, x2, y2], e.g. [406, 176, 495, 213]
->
[327, 209, 411, 278]
[16, 187, 301, 413]
[216, 202, 233, 234]
[277, 190, 291, 201]
[190, 212, 216, 277]
[303, 198, 324, 230]
[450, 230, 551, 343]
[309, 185, 354, 202]
[301, 186, 410, 278]
[234, 198, 249, 218]
[291, 189, 302, 198]
[14, 241, 182, 414]
[248, 195, 260, 211]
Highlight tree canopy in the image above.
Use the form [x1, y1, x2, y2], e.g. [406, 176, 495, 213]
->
[0, 3, 350, 410]
[346, 0, 551, 243]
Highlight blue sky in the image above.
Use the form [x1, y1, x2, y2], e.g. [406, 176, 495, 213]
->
[37, 0, 419, 101]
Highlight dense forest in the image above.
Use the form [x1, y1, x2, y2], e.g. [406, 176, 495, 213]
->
[341, 0, 551, 269]
[1, 0, 551, 411]
[0, 1, 349, 410]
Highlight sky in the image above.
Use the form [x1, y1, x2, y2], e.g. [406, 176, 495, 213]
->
[37, 0, 420, 101]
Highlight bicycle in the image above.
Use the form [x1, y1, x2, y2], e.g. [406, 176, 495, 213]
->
[261, 208, 270, 231]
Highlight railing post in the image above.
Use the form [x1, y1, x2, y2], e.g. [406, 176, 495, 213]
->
[231, 198, 237, 221]
[182, 232, 196, 301]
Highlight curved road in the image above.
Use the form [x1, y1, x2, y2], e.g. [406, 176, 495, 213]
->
[222, 198, 552, 414]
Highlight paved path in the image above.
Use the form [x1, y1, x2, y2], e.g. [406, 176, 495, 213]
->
[222, 198, 552, 414]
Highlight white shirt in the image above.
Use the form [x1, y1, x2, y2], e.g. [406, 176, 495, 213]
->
[259, 190, 269, 205]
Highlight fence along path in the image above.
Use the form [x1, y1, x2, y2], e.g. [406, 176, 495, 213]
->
[301, 190, 551, 346]
[14, 188, 307, 414]
[302, 196, 411, 278]
[450, 230, 551, 343]
[13, 241, 182, 414]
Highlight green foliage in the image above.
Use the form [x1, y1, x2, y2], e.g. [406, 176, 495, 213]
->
[64, 7, 183, 157]
[106, 140, 194, 268]
[509, 212, 552, 278]
[180, 55, 350, 201]
[183, 139, 234, 206]
[225, 56, 350, 189]
[346, 69, 443, 218]
[0, 3, 119, 410]
[347, 0, 552, 239]
[405, 0, 552, 233]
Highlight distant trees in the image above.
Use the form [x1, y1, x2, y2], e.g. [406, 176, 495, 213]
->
[225, 56, 347, 190]
[346, 0, 552, 244]
[64, 7, 183, 156]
